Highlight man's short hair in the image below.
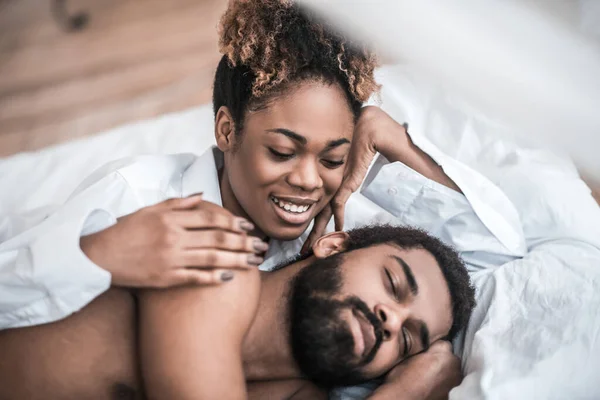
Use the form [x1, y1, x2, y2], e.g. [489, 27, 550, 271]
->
[342, 224, 476, 340]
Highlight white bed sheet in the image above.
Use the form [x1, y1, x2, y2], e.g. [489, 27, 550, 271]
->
[1, 65, 600, 399]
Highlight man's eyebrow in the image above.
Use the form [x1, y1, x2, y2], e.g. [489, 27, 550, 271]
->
[419, 322, 430, 352]
[392, 255, 418, 296]
[266, 128, 307, 145]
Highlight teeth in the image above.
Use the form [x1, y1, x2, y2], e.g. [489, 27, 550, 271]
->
[271, 197, 311, 214]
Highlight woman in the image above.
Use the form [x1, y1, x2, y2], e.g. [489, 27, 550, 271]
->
[0, 0, 456, 322]
[72, 0, 388, 288]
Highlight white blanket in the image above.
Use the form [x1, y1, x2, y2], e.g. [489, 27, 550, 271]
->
[1, 65, 600, 399]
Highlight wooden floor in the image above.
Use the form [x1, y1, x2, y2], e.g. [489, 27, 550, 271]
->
[0, 0, 226, 156]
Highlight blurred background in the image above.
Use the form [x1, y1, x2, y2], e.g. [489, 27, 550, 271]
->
[0, 0, 598, 203]
[0, 0, 227, 156]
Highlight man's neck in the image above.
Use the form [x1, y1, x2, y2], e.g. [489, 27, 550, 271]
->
[241, 258, 311, 381]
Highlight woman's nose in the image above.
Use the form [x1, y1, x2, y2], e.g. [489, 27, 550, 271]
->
[286, 157, 323, 192]
[375, 303, 408, 341]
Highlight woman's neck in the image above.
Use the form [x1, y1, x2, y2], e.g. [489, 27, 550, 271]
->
[218, 166, 266, 239]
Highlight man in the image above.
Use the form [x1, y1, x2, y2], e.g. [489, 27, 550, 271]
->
[0, 218, 475, 399]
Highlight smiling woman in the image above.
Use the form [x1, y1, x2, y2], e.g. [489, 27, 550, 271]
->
[212, 0, 379, 241]
[216, 82, 358, 240]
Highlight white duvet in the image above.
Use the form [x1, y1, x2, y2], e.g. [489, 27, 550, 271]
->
[1, 65, 600, 399]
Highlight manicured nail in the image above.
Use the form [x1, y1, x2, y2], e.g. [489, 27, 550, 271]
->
[247, 255, 264, 266]
[221, 271, 234, 282]
[239, 219, 254, 231]
[253, 240, 269, 253]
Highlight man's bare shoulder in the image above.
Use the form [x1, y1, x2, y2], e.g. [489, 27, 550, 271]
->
[248, 379, 327, 400]
[140, 267, 261, 342]
[138, 268, 261, 398]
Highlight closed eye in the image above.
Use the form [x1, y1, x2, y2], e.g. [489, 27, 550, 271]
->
[321, 159, 345, 169]
[268, 148, 294, 160]
[384, 268, 398, 298]
[402, 327, 410, 357]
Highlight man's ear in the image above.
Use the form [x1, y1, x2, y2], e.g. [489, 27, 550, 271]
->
[313, 231, 350, 258]
[215, 106, 236, 152]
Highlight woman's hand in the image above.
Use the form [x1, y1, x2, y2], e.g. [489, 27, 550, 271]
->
[369, 341, 463, 400]
[80, 195, 267, 288]
[301, 106, 410, 253]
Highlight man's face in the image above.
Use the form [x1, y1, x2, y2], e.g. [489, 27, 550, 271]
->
[289, 243, 453, 387]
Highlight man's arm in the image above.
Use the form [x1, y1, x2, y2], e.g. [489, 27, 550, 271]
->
[138, 268, 261, 400]
[247, 379, 327, 400]
[368, 341, 461, 400]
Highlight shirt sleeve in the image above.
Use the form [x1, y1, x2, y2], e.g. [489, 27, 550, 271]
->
[0, 160, 144, 330]
[360, 153, 526, 272]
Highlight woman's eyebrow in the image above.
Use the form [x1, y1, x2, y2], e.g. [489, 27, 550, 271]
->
[266, 128, 307, 145]
[324, 138, 351, 149]
[266, 128, 350, 150]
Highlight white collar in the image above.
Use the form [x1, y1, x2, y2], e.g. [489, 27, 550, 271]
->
[181, 146, 224, 207]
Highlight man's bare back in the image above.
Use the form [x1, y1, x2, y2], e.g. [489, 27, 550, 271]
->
[0, 273, 317, 399]
[0, 289, 141, 399]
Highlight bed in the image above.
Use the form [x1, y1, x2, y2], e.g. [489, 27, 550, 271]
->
[1, 65, 600, 399]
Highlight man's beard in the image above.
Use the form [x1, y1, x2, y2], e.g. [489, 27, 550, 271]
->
[287, 254, 384, 388]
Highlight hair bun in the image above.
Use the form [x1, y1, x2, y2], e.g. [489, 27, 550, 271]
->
[218, 0, 378, 102]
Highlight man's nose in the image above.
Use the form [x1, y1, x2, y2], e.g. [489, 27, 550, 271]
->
[286, 156, 323, 192]
[374, 303, 409, 341]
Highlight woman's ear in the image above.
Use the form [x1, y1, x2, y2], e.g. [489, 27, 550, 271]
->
[313, 231, 350, 258]
[215, 106, 236, 152]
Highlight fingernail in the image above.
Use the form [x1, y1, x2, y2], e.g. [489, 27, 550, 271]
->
[253, 239, 269, 253]
[247, 254, 264, 266]
[187, 192, 204, 198]
[239, 219, 254, 231]
[221, 271, 234, 282]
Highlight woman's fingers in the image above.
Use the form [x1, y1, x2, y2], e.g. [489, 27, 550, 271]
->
[301, 204, 333, 254]
[181, 249, 264, 269]
[171, 210, 254, 233]
[332, 137, 379, 230]
[180, 230, 267, 253]
[168, 268, 236, 287]
[163, 193, 204, 210]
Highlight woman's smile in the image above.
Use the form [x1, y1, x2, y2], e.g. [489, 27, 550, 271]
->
[269, 195, 318, 225]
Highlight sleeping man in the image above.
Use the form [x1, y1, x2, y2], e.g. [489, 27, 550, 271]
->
[0, 216, 475, 399]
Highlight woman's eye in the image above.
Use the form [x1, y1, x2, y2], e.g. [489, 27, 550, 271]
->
[322, 159, 345, 169]
[268, 148, 294, 160]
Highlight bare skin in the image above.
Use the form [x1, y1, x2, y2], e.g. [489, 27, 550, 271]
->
[0, 289, 141, 400]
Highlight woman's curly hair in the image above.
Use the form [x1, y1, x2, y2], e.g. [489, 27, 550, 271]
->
[213, 0, 379, 133]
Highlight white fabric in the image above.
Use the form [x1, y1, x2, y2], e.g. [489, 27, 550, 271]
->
[1, 65, 599, 399]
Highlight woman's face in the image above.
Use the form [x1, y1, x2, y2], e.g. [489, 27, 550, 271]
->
[217, 81, 355, 241]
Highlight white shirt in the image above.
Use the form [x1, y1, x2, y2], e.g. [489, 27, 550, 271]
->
[0, 139, 524, 330]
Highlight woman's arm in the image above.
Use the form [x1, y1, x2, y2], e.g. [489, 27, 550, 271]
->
[355, 106, 462, 193]
[138, 268, 261, 400]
